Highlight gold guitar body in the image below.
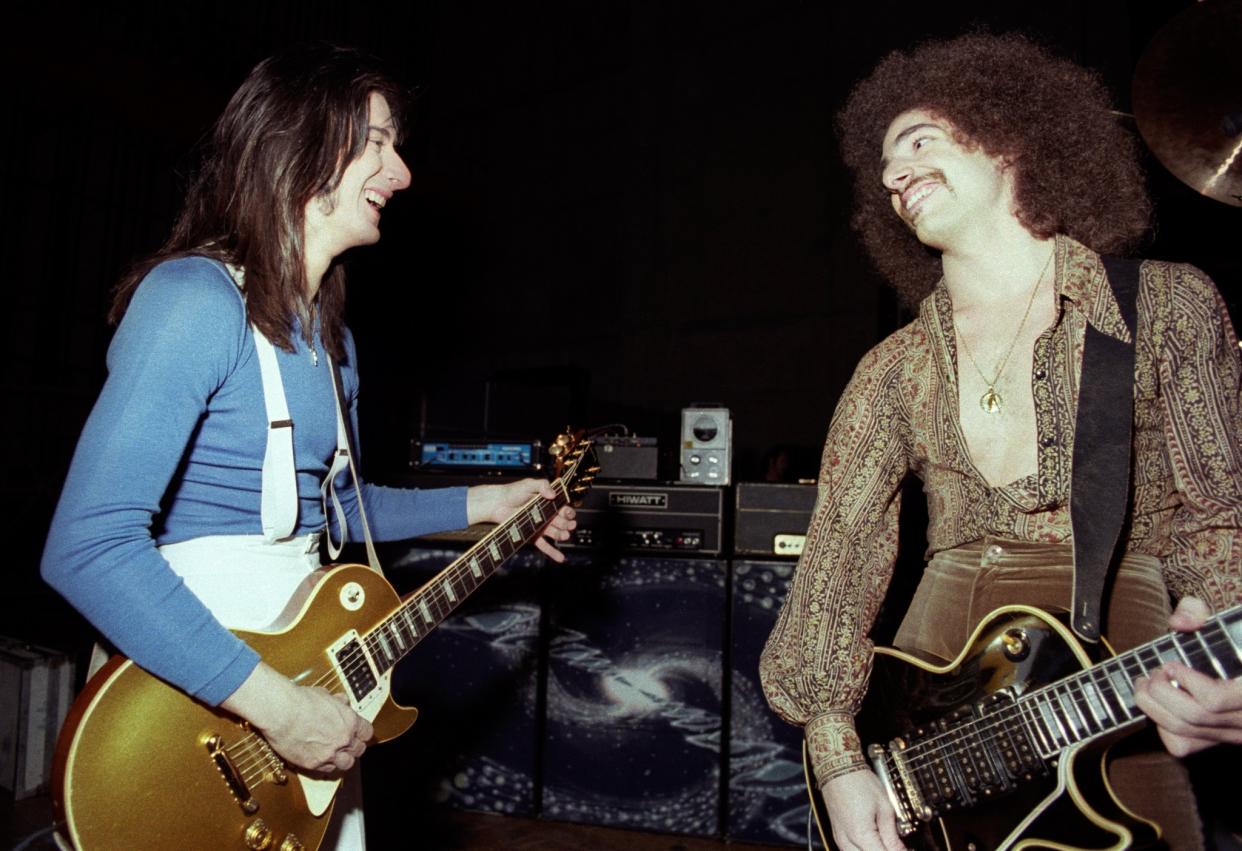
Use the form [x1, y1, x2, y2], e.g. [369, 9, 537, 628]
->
[53, 432, 599, 850]
[53, 564, 419, 851]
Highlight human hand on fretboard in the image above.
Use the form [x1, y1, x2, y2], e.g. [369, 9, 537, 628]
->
[1134, 596, 1242, 756]
[466, 479, 577, 562]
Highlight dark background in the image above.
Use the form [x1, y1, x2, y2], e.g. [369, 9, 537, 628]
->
[4, 0, 1240, 646]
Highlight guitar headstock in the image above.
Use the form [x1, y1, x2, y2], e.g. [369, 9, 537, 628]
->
[549, 430, 599, 506]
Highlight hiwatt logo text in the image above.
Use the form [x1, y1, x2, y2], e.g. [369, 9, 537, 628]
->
[608, 492, 668, 509]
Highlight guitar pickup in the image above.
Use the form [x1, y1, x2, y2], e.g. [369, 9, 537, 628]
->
[334, 636, 377, 701]
[327, 629, 388, 718]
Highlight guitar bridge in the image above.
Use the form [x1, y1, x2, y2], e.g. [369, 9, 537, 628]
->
[204, 734, 259, 815]
[869, 741, 930, 837]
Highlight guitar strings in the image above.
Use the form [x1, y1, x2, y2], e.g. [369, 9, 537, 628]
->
[878, 611, 1242, 789]
[895, 630, 1219, 779]
[295, 490, 563, 694]
[339, 491, 564, 677]
[902, 643, 1214, 781]
[227, 477, 581, 785]
[231, 734, 280, 785]
[900, 647, 1183, 775]
[323, 492, 559, 688]
[906, 628, 1217, 768]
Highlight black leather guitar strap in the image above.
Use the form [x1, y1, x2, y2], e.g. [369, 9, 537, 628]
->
[1069, 256, 1140, 641]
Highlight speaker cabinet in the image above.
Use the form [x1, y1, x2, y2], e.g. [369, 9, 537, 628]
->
[540, 553, 727, 836]
[728, 559, 814, 846]
[363, 543, 546, 823]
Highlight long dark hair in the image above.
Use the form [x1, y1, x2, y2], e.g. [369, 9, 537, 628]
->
[837, 32, 1151, 307]
[109, 43, 406, 358]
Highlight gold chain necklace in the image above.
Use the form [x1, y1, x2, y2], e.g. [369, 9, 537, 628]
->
[956, 249, 1054, 415]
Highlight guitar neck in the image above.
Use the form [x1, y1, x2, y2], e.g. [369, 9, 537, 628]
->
[1018, 604, 1242, 756]
[359, 481, 572, 676]
[882, 604, 1242, 826]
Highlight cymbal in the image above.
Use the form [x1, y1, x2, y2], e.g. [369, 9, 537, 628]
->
[1133, 0, 1242, 207]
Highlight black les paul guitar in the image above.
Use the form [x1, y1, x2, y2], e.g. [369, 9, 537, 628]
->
[805, 604, 1242, 850]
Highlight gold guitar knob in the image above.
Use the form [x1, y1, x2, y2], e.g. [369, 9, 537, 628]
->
[279, 835, 304, 851]
[244, 818, 274, 850]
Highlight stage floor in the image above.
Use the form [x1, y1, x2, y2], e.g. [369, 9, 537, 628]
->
[4, 795, 789, 850]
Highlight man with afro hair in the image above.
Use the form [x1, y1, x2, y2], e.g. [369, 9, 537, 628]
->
[761, 32, 1242, 851]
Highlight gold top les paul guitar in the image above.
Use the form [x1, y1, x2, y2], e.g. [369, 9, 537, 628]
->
[53, 433, 598, 851]
[805, 604, 1242, 851]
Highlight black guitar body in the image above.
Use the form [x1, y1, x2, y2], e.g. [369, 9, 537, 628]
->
[808, 606, 1162, 851]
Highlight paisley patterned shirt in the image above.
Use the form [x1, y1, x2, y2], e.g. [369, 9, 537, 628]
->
[759, 236, 1242, 784]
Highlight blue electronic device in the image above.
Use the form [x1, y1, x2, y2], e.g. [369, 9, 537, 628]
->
[416, 441, 541, 471]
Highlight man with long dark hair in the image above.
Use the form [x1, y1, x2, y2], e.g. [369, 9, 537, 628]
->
[42, 44, 574, 849]
[760, 33, 1242, 850]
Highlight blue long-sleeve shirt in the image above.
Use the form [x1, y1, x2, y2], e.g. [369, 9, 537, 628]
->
[42, 257, 467, 704]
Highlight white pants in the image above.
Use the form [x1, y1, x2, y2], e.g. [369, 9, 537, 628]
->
[163, 533, 367, 851]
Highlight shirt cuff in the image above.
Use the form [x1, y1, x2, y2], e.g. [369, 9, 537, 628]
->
[193, 643, 262, 706]
[806, 712, 867, 786]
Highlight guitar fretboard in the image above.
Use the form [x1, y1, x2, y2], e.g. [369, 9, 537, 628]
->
[1017, 605, 1242, 755]
[895, 606, 1242, 813]
[357, 446, 591, 677]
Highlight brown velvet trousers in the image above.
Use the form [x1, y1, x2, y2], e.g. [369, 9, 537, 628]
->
[893, 538, 1203, 851]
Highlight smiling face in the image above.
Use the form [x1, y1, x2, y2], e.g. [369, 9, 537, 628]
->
[880, 108, 1015, 250]
[304, 91, 411, 263]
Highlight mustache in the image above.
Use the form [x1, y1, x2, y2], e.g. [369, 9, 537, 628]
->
[906, 169, 947, 199]
[897, 169, 948, 223]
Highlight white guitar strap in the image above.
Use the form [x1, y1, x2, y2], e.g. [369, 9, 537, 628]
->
[225, 262, 368, 562]
[224, 262, 300, 544]
[250, 331, 381, 572]
[325, 353, 382, 573]
[252, 328, 379, 572]
[252, 328, 299, 543]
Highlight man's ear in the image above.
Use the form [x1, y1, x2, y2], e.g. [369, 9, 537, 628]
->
[995, 154, 1022, 199]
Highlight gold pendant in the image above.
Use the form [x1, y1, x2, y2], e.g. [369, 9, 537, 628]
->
[980, 387, 1003, 414]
